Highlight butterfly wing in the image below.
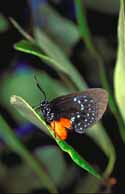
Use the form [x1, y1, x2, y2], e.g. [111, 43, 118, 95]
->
[50, 88, 108, 133]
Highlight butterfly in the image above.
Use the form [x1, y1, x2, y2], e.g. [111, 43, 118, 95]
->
[34, 76, 108, 140]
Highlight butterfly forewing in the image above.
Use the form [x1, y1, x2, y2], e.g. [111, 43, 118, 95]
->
[51, 88, 108, 134]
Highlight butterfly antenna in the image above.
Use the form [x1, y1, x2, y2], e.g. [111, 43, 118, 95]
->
[34, 75, 47, 100]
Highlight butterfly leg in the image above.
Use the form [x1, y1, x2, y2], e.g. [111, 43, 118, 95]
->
[53, 121, 57, 138]
[50, 121, 57, 138]
[33, 105, 41, 111]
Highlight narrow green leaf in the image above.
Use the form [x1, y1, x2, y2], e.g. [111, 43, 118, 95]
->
[34, 28, 86, 90]
[15, 40, 69, 75]
[33, 3, 80, 52]
[10, 17, 33, 42]
[0, 116, 58, 193]
[10, 95, 102, 179]
[74, 0, 93, 51]
[56, 140, 101, 179]
[114, 0, 125, 123]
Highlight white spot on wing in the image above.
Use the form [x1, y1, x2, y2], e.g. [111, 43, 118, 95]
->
[87, 113, 90, 117]
[81, 104, 84, 110]
[73, 97, 77, 102]
[71, 117, 75, 122]
[78, 100, 81, 104]
[77, 114, 80, 118]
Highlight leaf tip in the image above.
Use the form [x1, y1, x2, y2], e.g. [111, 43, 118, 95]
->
[10, 95, 17, 105]
[13, 43, 17, 50]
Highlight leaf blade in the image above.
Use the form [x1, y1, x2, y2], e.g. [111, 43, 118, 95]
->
[32, 3, 80, 52]
[114, 0, 125, 123]
[14, 40, 68, 74]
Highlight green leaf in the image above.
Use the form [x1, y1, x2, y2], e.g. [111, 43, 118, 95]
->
[74, 0, 93, 50]
[114, 0, 125, 123]
[34, 28, 86, 90]
[10, 95, 102, 179]
[10, 95, 50, 135]
[15, 40, 69, 75]
[32, 3, 80, 53]
[35, 145, 67, 186]
[0, 116, 57, 193]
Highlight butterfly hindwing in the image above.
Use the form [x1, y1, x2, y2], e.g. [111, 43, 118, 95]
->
[50, 88, 108, 133]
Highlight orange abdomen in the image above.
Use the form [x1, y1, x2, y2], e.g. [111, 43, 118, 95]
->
[50, 118, 71, 140]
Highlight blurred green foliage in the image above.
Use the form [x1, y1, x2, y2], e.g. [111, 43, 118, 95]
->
[0, 14, 9, 33]
[0, 0, 125, 193]
[33, 3, 80, 54]
[0, 116, 57, 193]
